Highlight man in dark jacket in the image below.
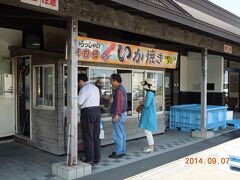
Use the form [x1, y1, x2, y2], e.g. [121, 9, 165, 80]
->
[109, 74, 128, 158]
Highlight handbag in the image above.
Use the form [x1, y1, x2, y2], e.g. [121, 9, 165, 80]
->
[136, 104, 144, 113]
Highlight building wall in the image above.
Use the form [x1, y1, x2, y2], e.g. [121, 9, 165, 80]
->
[180, 52, 224, 105]
[229, 61, 240, 69]
[180, 52, 224, 92]
[180, 56, 188, 92]
[31, 55, 65, 155]
[0, 28, 22, 58]
[0, 28, 22, 138]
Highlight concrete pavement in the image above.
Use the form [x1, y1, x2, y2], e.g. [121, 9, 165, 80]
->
[0, 128, 239, 180]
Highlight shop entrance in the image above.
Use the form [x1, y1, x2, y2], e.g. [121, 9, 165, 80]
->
[15, 56, 31, 138]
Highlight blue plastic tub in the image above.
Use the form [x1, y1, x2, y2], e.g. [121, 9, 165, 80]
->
[169, 104, 227, 132]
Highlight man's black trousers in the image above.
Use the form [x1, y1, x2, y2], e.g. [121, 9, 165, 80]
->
[81, 107, 101, 162]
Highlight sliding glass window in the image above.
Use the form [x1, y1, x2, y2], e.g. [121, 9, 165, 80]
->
[90, 68, 116, 118]
[146, 72, 164, 112]
[132, 71, 145, 114]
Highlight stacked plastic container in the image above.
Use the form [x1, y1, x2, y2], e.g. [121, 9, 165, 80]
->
[228, 147, 240, 169]
[169, 104, 227, 132]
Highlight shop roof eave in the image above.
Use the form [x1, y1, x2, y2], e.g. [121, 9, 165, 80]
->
[175, 0, 240, 29]
[110, 0, 240, 44]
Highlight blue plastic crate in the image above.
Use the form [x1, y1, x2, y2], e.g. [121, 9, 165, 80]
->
[227, 120, 240, 128]
[169, 104, 227, 132]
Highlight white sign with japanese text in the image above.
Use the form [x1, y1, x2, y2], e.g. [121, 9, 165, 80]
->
[20, 0, 59, 11]
[20, 0, 40, 6]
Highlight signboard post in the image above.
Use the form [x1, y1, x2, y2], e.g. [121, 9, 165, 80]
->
[66, 17, 78, 166]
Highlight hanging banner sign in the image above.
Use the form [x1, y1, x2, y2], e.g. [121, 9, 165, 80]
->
[20, 0, 59, 11]
[77, 36, 178, 69]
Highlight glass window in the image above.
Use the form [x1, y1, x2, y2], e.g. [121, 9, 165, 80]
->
[147, 72, 164, 112]
[34, 65, 55, 108]
[64, 66, 88, 106]
[133, 72, 144, 114]
[90, 69, 116, 118]
[118, 70, 132, 115]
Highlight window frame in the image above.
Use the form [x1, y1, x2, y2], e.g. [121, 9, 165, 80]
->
[132, 70, 145, 115]
[89, 67, 117, 118]
[88, 67, 165, 118]
[63, 65, 165, 121]
[33, 64, 55, 110]
[145, 70, 165, 114]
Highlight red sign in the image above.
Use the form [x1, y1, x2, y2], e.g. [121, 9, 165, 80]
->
[224, 45, 232, 54]
[41, 0, 58, 11]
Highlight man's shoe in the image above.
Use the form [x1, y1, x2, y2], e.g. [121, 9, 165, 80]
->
[83, 160, 94, 165]
[109, 153, 124, 159]
[94, 160, 100, 164]
[111, 152, 126, 156]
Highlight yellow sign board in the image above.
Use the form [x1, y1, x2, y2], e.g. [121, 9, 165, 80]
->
[77, 36, 178, 69]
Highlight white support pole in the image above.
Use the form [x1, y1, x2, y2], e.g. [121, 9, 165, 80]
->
[201, 48, 207, 133]
[66, 17, 78, 166]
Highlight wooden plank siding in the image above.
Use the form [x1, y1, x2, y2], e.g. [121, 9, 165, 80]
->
[10, 47, 66, 155]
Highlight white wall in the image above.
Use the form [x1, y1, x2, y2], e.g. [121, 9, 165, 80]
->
[0, 61, 11, 74]
[0, 27, 22, 58]
[180, 52, 224, 93]
[0, 28, 22, 137]
[180, 55, 188, 91]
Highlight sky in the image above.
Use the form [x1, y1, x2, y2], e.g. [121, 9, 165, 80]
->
[209, 0, 240, 17]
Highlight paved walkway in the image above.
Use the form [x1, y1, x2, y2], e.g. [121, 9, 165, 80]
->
[127, 136, 240, 180]
[81, 128, 240, 180]
[0, 128, 238, 180]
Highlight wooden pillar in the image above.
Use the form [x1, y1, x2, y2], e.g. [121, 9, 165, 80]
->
[201, 48, 207, 132]
[66, 17, 78, 166]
